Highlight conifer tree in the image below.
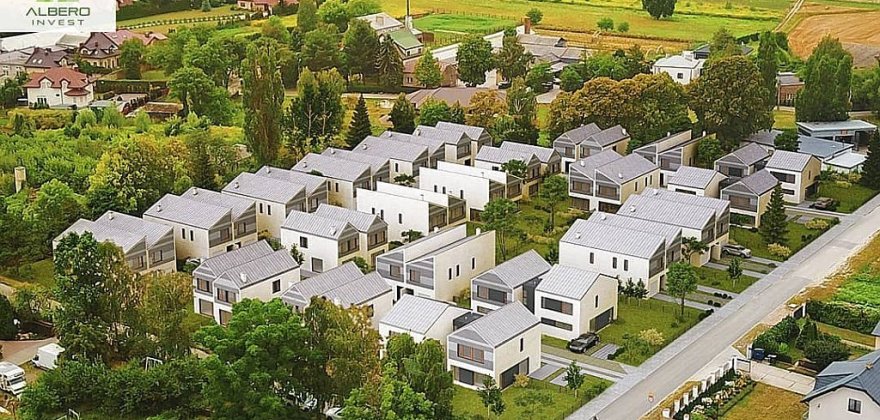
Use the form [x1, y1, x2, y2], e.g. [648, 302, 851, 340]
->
[346, 95, 372, 148]
[861, 130, 880, 190]
[760, 185, 789, 245]
[389, 94, 416, 134]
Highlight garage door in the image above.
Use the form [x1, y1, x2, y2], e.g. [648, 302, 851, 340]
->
[592, 307, 614, 331]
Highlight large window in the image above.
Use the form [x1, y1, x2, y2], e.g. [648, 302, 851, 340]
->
[541, 317, 573, 331]
[542, 297, 573, 315]
[457, 344, 484, 363]
[196, 278, 211, 293]
[848, 398, 861, 414]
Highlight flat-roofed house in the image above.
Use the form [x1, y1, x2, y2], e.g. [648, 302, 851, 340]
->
[255, 165, 328, 212]
[560, 218, 668, 296]
[420, 161, 523, 220]
[192, 241, 299, 325]
[281, 206, 386, 272]
[412, 125, 474, 165]
[379, 131, 446, 168]
[764, 150, 821, 203]
[281, 262, 393, 327]
[796, 120, 877, 146]
[222, 172, 307, 238]
[435, 121, 494, 160]
[534, 264, 618, 340]
[354, 136, 430, 179]
[376, 225, 496, 302]
[322, 147, 391, 188]
[470, 249, 551, 314]
[714, 143, 771, 182]
[314, 204, 389, 265]
[55, 211, 176, 275]
[379, 294, 470, 344]
[634, 130, 703, 186]
[292, 153, 372, 209]
[356, 182, 467, 242]
[475, 146, 542, 197]
[553, 123, 630, 171]
[620, 188, 730, 265]
[568, 150, 660, 213]
[144, 189, 257, 261]
[666, 166, 728, 198]
[447, 302, 541, 389]
[720, 169, 779, 228]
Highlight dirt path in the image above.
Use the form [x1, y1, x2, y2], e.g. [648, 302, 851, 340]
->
[775, 0, 805, 32]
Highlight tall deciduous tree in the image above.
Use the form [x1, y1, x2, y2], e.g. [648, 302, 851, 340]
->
[284, 68, 345, 157]
[760, 185, 788, 245]
[506, 77, 539, 144]
[25, 179, 85, 247]
[478, 377, 505, 418]
[483, 198, 520, 260]
[415, 49, 442, 88]
[379, 334, 454, 418]
[418, 99, 453, 127]
[376, 35, 404, 90]
[537, 175, 568, 229]
[457, 35, 494, 87]
[119, 39, 145, 79]
[243, 39, 285, 165]
[390, 93, 416, 133]
[495, 30, 531, 83]
[140, 272, 197, 360]
[343, 364, 435, 419]
[696, 137, 723, 168]
[708, 28, 741, 60]
[688, 55, 772, 150]
[347, 95, 372, 148]
[861, 131, 880, 190]
[168, 65, 234, 125]
[302, 25, 344, 71]
[466, 90, 507, 128]
[642, 0, 676, 19]
[343, 19, 380, 79]
[665, 262, 698, 317]
[560, 66, 585, 92]
[756, 31, 779, 111]
[796, 36, 853, 122]
[298, 0, 319, 33]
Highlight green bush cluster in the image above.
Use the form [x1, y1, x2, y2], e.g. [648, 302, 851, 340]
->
[807, 299, 880, 334]
[753, 316, 799, 355]
[117, 0, 192, 21]
[753, 317, 851, 370]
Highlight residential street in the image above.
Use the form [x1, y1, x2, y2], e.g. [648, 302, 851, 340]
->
[571, 194, 880, 419]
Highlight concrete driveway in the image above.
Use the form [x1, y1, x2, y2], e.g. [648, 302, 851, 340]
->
[1, 337, 57, 366]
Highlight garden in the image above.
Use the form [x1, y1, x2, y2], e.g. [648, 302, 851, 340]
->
[695, 265, 759, 294]
[413, 14, 517, 47]
[809, 174, 878, 214]
[751, 316, 865, 373]
[729, 217, 835, 261]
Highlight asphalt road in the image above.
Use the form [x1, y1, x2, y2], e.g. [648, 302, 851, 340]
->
[571, 195, 880, 420]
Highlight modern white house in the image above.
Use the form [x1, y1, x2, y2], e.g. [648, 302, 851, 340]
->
[435, 121, 494, 163]
[633, 130, 703, 186]
[313, 204, 390, 266]
[380, 131, 446, 168]
[255, 166, 329, 212]
[55, 211, 176, 275]
[652, 51, 705, 85]
[620, 188, 730, 265]
[720, 169, 779, 228]
[470, 249, 552, 314]
[413, 125, 474, 165]
[796, 119, 877, 146]
[475, 146, 542, 197]
[322, 147, 391, 189]
[714, 143, 771, 182]
[534, 264, 618, 341]
[354, 136, 430, 180]
[356, 182, 467, 242]
[281, 206, 387, 273]
[560, 218, 668, 297]
[568, 150, 660, 212]
[666, 166, 728, 198]
[280, 262, 393, 327]
[586, 211, 683, 266]
[764, 150, 821, 204]
[144, 189, 258, 261]
[553, 123, 630, 171]
[292, 153, 372, 210]
[419, 161, 523, 221]
[222, 172, 308, 239]
[499, 142, 562, 178]
[192, 241, 300, 325]
[447, 302, 541, 389]
[802, 349, 880, 420]
[378, 294, 470, 345]
[24, 67, 93, 108]
[376, 225, 496, 303]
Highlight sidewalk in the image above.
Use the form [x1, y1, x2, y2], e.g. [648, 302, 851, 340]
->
[750, 362, 815, 395]
[654, 293, 713, 311]
[697, 285, 739, 298]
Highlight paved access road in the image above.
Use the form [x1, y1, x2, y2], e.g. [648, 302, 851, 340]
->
[571, 195, 880, 419]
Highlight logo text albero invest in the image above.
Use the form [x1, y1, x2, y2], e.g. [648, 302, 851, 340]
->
[28, 0, 91, 28]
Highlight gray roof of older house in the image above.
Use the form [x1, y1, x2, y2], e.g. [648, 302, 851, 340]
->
[640, 188, 728, 218]
[414, 125, 470, 146]
[747, 129, 781, 147]
[292, 153, 371, 182]
[536, 265, 605, 300]
[728, 169, 778, 195]
[193, 241, 299, 289]
[380, 294, 470, 335]
[474, 249, 551, 290]
[765, 150, 815, 172]
[449, 301, 539, 347]
[144, 193, 230, 230]
[475, 146, 537, 165]
[620, 193, 716, 230]
[562, 219, 666, 258]
[314, 204, 386, 233]
[803, 349, 880, 406]
[435, 121, 488, 142]
[723, 143, 771, 167]
[223, 171, 305, 204]
[356, 136, 429, 162]
[281, 262, 389, 307]
[797, 120, 878, 133]
[517, 33, 565, 47]
[873, 320, 880, 337]
[322, 148, 390, 173]
[587, 211, 681, 245]
[595, 153, 657, 184]
[257, 166, 327, 194]
[668, 167, 725, 189]
[182, 187, 253, 219]
[95, 211, 171, 248]
[499, 142, 559, 164]
[282, 211, 355, 240]
[380, 131, 445, 154]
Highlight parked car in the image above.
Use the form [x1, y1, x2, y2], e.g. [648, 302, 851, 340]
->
[811, 197, 837, 211]
[567, 332, 599, 354]
[721, 244, 752, 258]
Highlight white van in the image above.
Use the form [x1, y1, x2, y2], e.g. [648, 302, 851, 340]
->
[33, 343, 64, 370]
[0, 362, 26, 396]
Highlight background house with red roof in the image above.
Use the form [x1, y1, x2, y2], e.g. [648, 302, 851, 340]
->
[24, 68, 94, 108]
[78, 31, 166, 69]
[237, 0, 287, 14]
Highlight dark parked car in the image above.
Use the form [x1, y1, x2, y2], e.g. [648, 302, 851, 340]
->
[721, 244, 752, 258]
[567, 332, 599, 354]
[811, 197, 837, 211]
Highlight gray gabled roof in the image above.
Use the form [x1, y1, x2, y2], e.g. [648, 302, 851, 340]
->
[449, 301, 539, 348]
[313, 204, 387, 233]
[282, 211, 356, 240]
[356, 136, 429, 162]
[322, 271, 391, 308]
[257, 166, 327, 195]
[475, 146, 538, 166]
[803, 349, 880, 406]
[562, 219, 666, 259]
[642, 188, 729, 218]
[587, 211, 681, 246]
[594, 153, 657, 185]
[747, 129, 781, 147]
[536, 264, 606, 300]
[435, 121, 488, 142]
[281, 262, 389, 307]
[380, 294, 470, 335]
[380, 131, 445, 155]
[293, 153, 371, 182]
[183, 187, 254, 220]
[726, 169, 778, 196]
[620, 193, 717, 231]
[765, 150, 815, 172]
[474, 249, 551, 290]
[193, 241, 299, 289]
[95, 211, 171, 248]
[56, 218, 143, 253]
[499, 142, 559, 164]
[570, 150, 623, 178]
[873, 320, 880, 337]
[322, 148, 390, 173]
[555, 123, 601, 145]
[586, 125, 629, 147]
[223, 171, 305, 205]
[668, 167, 725, 189]
[719, 143, 770, 167]
[413, 125, 470, 146]
[144, 193, 230, 230]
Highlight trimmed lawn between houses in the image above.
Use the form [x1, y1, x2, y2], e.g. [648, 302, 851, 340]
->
[452, 375, 610, 419]
[695, 266, 759, 294]
[811, 182, 878, 214]
[1, 258, 55, 289]
[721, 383, 807, 420]
[598, 298, 702, 366]
[729, 219, 831, 261]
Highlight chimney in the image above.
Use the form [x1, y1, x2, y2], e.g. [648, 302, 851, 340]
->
[579, 161, 585, 166]
[575, 232, 581, 239]
[600, 213, 606, 220]
[234, 181, 240, 189]
[156, 204, 163, 212]
[265, 167, 272, 174]
[377, 15, 384, 26]
[629, 205, 636, 212]
[523, 16, 532, 35]
[240, 272, 247, 283]
[621, 128, 628, 136]
[13, 166, 26, 193]
[108, 211, 114, 220]
[192, 188, 199, 196]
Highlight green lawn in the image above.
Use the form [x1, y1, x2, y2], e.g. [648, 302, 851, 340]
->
[811, 182, 878, 214]
[817, 322, 876, 347]
[695, 266, 759, 294]
[414, 14, 516, 35]
[721, 383, 807, 420]
[598, 298, 702, 366]
[141, 69, 168, 81]
[729, 220, 829, 261]
[772, 109, 796, 130]
[118, 5, 241, 27]
[452, 376, 609, 419]
[2, 259, 55, 289]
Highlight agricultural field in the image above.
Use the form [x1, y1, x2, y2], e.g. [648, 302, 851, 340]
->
[786, 2, 880, 66]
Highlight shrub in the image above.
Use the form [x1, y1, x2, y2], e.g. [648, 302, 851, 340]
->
[617, 21, 629, 33]
[804, 336, 850, 370]
[597, 17, 614, 31]
[805, 219, 830, 230]
[514, 373, 530, 388]
[639, 328, 665, 346]
[768, 243, 791, 258]
[806, 299, 880, 334]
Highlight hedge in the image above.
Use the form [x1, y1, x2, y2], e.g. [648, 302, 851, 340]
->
[117, 0, 194, 21]
[806, 299, 880, 335]
[95, 79, 168, 94]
